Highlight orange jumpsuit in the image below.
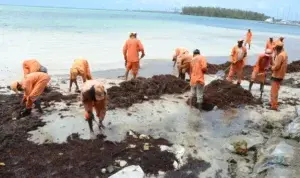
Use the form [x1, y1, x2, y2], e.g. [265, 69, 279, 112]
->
[190, 55, 207, 86]
[178, 54, 192, 77]
[245, 32, 252, 44]
[190, 55, 207, 103]
[251, 54, 272, 83]
[81, 80, 107, 121]
[23, 59, 42, 76]
[270, 51, 288, 110]
[22, 72, 51, 109]
[123, 38, 144, 76]
[227, 46, 247, 84]
[70, 59, 92, 82]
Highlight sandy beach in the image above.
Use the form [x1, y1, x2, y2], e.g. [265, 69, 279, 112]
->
[1, 5, 300, 178]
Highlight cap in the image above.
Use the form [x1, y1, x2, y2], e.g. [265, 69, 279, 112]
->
[265, 49, 272, 56]
[129, 32, 137, 36]
[275, 41, 284, 47]
[193, 49, 200, 55]
[11, 81, 19, 93]
[279, 36, 284, 40]
[94, 84, 106, 101]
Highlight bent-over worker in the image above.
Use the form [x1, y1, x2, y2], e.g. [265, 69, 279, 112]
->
[249, 49, 273, 98]
[81, 80, 107, 133]
[172, 48, 188, 67]
[226, 39, 247, 85]
[123, 32, 145, 80]
[269, 41, 288, 111]
[69, 58, 92, 92]
[23, 59, 47, 76]
[244, 29, 252, 50]
[177, 52, 193, 80]
[11, 72, 51, 117]
[189, 49, 207, 109]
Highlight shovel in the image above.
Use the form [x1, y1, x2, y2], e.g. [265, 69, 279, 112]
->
[216, 66, 231, 78]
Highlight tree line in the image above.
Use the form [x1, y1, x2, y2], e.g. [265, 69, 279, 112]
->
[181, 6, 269, 21]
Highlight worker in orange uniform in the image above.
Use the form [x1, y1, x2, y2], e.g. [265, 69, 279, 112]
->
[265, 37, 275, 51]
[227, 39, 247, 85]
[269, 41, 288, 111]
[10, 72, 51, 117]
[23, 59, 47, 76]
[69, 58, 92, 92]
[172, 48, 188, 67]
[249, 49, 273, 98]
[123, 32, 145, 81]
[81, 80, 107, 133]
[244, 29, 252, 50]
[177, 52, 193, 80]
[189, 49, 207, 109]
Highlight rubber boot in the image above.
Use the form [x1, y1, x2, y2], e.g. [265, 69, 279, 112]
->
[249, 81, 254, 91]
[99, 119, 105, 129]
[259, 83, 264, 99]
[87, 112, 94, 133]
[19, 108, 32, 118]
[34, 99, 43, 113]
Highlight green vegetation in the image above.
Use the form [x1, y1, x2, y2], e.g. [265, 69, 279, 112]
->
[181, 6, 269, 21]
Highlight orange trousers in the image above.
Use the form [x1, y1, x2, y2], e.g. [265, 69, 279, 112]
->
[127, 61, 139, 76]
[226, 63, 244, 84]
[270, 81, 281, 110]
[25, 79, 50, 109]
[83, 98, 107, 121]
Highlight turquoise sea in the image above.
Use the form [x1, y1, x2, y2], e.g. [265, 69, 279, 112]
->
[0, 5, 299, 81]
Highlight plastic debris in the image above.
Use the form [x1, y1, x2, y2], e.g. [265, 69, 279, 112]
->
[139, 134, 150, 139]
[143, 143, 150, 151]
[232, 140, 248, 155]
[109, 165, 144, 178]
[0, 162, 5, 166]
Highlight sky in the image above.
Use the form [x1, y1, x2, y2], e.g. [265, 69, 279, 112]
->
[0, 0, 299, 20]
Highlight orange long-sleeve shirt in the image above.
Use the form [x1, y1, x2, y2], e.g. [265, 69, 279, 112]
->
[190, 55, 207, 86]
[265, 40, 275, 51]
[231, 46, 247, 65]
[123, 38, 144, 62]
[70, 59, 92, 81]
[272, 51, 288, 80]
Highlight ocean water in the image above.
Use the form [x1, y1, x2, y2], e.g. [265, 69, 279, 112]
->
[0, 5, 299, 82]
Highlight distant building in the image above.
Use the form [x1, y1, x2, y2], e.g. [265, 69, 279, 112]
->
[265, 18, 274, 23]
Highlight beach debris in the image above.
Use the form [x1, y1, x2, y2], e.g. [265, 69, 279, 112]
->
[128, 144, 136, 149]
[107, 75, 189, 109]
[109, 165, 144, 178]
[107, 165, 115, 173]
[188, 80, 257, 109]
[143, 143, 150, 151]
[173, 161, 179, 169]
[232, 140, 248, 155]
[128, 130, 138, 138]
[0, 162, 5, 166]
[58, 153, 63, 156]
[119, 160, 127, 167]
[139, 134, 150, 140]
[283, 117, 300, 141]
[287, 60, 300, 73]
[101, 168, 106, 174]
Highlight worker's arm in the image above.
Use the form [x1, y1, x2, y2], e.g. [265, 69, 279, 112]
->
[272, 55, 283, 71]
[123, 41, 128, 61]
[138, 40, 145, 59]
[201, 57, 208, 73]
[243, 47, 248, 58]
[230, 47, 236, 63]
